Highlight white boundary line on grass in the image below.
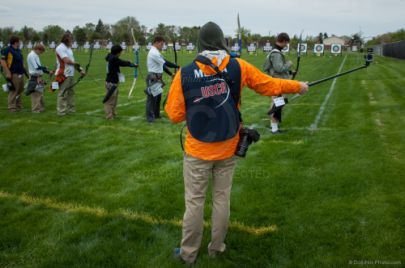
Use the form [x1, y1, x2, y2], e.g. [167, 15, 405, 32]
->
[309, 55, 347, 131]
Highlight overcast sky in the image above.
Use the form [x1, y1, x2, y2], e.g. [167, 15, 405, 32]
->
[1, 0, 404, 39]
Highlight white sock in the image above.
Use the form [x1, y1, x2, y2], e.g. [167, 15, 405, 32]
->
[271, 123, 278, 132]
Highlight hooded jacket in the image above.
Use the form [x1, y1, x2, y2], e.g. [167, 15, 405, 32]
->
[165, 54, 302, 161]
[105, 53, 134, 84]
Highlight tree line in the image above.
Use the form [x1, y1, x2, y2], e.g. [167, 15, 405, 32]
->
[0, 15, 385, 48]
[0, 16, 201, 46]
[366, 29, 405, 45]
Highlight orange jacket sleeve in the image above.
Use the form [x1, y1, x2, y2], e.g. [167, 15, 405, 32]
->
[165, 70, 186, 123]
[236, 58, 302, 96]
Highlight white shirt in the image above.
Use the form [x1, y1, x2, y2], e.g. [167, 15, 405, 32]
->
[55, 43, 75, 77]
[147, 46, 165, 73]
[27, 50, 43, 76]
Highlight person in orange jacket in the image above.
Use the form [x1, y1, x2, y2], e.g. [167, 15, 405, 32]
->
[165, 21, 309, 265]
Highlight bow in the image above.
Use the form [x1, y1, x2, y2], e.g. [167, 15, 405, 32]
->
[173, 35, 178, 70]
[162, 35, 178, 109]
[128, 28, 139, 98]
[61, 42, 94, 96]
[307, 48, 373, 87]
[292, 30, 303, 80]
[237, 13, 242, 55]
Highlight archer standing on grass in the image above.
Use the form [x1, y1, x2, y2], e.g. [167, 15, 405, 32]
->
[103, 45, 138, 120]
[0, 36, 27, 112]
[26, 44, 53, 113]
[263, 33, 296, 134]
[55, 32, 86, 116]
[165, 22, 309, 265]
[145, 36, 179, 123]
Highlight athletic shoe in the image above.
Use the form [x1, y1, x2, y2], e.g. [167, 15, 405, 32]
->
[173, 248, 194, 266]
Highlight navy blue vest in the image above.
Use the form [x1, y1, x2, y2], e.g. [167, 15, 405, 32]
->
[181, 57, 241, 142]
[1, 46, 24, 74]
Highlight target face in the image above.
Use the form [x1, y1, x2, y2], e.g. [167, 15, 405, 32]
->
[314, 44, 324, 53]
[232, 43, 240, 52]
[298, 43, 307, 53]
[248, 44, 256, 52]
[331, 44, 342, 54]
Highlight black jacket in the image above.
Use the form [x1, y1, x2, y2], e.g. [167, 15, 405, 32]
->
[105, 54, 135, 83]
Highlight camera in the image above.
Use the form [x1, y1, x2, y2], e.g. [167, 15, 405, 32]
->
[235, 128, 260, 157]
[365, 48, 373, 66]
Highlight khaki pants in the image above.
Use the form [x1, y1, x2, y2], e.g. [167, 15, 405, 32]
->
[31, 91, 45, 113]
[104, 83, 118, 119]
[8, 74, 24, 112]
[180, 154, 237, 263]
[57, 77, 75, 115]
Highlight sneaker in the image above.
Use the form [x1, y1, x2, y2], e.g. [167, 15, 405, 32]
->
[173, 247, 181, 257]
[173, 248, 194, 266]
[173, 248, 185, 263]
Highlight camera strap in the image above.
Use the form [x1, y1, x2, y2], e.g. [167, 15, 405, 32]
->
[194, 55, 234, 87]
[179, 124, 186, 152]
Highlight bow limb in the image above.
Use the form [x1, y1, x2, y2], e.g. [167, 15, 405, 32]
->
[61, 41, 94, 96]
[173, 36, 178, 70]
[237, 13, 242, 55]
[128, 28, 139, 98]
[292, 30, 303, 80]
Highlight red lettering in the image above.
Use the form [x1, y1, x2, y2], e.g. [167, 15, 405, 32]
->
[208, 85, 215, 96]
[199, 82, 229, 100]
[201, 86, 209, 98]
[220, 82, 227, 94]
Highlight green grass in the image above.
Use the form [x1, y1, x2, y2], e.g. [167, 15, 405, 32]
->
[0, 49, 404, 267]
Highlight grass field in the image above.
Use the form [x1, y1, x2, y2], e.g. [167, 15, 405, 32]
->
[0, 48, 404, 267]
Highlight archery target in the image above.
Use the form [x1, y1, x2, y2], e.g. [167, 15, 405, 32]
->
[133, 42, 140, 51]
[94, 41, 101, 49]
[314, 44, 324, 53]
[297, 43, 307, 53]
[231, 43, 240, 52]
[263, 42, 272, 52]
[186, 43, 195, 51]
[331, 44, 342, 54]
[282, 44, 289, 53]
[247, 43, 256, 52]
